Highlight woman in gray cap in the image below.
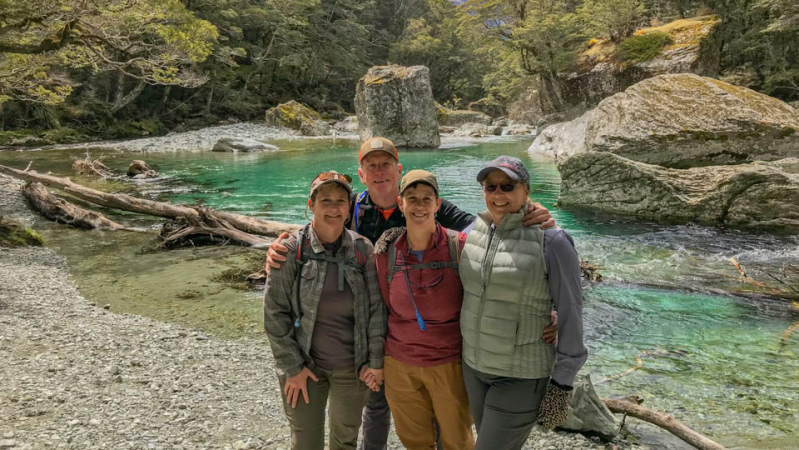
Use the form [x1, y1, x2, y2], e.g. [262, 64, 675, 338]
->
[458, 156, 588, 450]
[264, 171, 386, 450]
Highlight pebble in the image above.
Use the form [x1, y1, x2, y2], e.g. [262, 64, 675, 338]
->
[0, 440, 16, 448]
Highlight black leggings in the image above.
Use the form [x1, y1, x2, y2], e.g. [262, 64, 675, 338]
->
[462, 363, 549, 450]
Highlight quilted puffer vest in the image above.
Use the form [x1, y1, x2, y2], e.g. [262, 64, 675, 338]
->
[459, 208, 555, 379]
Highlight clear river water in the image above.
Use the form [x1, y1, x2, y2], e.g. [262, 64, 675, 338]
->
[2, 136, 798, 449]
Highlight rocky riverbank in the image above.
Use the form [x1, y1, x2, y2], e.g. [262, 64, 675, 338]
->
[0, 177, 643, 449]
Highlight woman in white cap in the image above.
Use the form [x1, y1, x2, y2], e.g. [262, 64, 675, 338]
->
[264, 171, 386, 450]
[459, 156, 588, 450]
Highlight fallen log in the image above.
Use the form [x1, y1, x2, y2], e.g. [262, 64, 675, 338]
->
[21, 182, 122, 230]
[602, 398, 727, 450]
[0, 163, 301, 238]
[160, 209, 269, 248]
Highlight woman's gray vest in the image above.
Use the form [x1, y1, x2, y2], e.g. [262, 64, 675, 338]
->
[459, 208, 555, 379]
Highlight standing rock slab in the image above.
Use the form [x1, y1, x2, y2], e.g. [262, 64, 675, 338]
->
[558, 152, 799, 231]
[528, 111, 592, 162]
[212, 137, 279, 153]
[264, 101, 330, 136]
[354, 65, 440, 148]
[585, 73, 799, 168]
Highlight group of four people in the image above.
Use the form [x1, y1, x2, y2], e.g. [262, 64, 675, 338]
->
[263, 137, 587, 450]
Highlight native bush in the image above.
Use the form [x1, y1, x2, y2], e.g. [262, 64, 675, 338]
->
[617, 32, 673, 62]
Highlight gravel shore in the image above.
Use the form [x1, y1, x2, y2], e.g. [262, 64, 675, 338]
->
[0, 174, 639, 450]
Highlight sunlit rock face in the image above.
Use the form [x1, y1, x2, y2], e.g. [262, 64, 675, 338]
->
[354, 65, 440, 148]
[264, 101, 330, 136]
[558, 152, 799, 231]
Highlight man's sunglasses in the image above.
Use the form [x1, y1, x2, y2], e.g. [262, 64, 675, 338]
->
[315, 171, 352, 184]
[481, 182, 520, 193]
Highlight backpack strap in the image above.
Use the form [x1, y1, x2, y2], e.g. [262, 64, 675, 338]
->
[387, 228, 461, 286]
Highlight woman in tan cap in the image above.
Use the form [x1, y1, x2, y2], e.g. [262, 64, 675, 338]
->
[373, 170, 475, 450]
[264, 171, 387, 450]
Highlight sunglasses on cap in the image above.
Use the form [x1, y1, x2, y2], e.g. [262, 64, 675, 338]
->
[481, 182, 520, 193]
[314, 171, 352, 184]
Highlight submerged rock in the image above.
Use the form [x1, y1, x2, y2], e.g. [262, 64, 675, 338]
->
[355, 65, 440, 148]
[127, 160, 158, 179]
[558, 152, 799, 230]
[264, 101, 330, 136]
[585, 74, 799, 168]
[212, 137, 279, 153]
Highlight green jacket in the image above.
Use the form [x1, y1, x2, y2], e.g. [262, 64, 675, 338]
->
[264, 224, 386, 378]
[459, 208, 555, 379]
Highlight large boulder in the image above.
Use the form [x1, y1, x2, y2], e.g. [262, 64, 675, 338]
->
[560, 374, 619, 441]
[212, 137, 279, 153]
[528, 111, 592, 161]
[354, 65, 440, 148]
[265, 101, 330, 136]
[468, 97, 506, 118]
[437, 103, 492, 127]
[558, 152, 799, 230]
[585, 74, 799, 168]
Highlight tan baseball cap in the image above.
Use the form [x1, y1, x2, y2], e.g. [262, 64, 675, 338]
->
[359, 137, 398, 162]
[400, 170, 439, 196]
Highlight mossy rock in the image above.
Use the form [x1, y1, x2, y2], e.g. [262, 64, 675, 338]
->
[264, 100, 329, 136]
[0, 218, 43, 247]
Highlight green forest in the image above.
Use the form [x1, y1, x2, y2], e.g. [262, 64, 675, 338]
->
[0, 0, 797, 142]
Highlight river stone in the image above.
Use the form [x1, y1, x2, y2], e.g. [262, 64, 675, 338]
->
[264, 101, 330, 136]
[558, 152, 799, 230]
[127, 160, 158, 178]
[354, 65, 440, 148]
[559, 374, 619, 441]
[436, 103, 492, 127]
[332, 116, 358, 133]
[585, 73, 799, 168]
[528, 110, 592, 162]
[452, 123, 502, 137]
[212, 137, 279, 153]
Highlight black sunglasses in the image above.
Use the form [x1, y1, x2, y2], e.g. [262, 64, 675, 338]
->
[481, 182, 519, 193]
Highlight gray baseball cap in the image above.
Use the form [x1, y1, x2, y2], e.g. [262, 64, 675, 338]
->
[476, 156, 530, 183]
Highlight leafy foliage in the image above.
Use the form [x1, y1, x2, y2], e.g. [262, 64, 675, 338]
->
[617, 31, 673, 61]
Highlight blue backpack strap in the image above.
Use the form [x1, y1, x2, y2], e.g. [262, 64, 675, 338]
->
[351, 190, 369, 232]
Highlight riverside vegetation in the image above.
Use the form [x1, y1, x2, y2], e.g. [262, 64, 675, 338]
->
[1, 0, 798, 143]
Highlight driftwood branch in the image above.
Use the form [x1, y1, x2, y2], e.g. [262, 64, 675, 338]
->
[602, 398, 727, 450]
[0, 163, 301, 239]
[159, 209, 269, 248]
[21, 182, 121, 230]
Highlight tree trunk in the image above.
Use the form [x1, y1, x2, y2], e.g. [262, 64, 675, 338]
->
[111, 78, 147, 113]
[21, 182, 121, 230]
[0, 164, 301, 238]
[602, 398, 728, 450]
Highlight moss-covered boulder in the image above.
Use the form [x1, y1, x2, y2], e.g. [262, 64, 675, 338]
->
[468, 97, 506, 118]
[264, 101, 330, 136]
[0, 217, 43, 247]
[355, 65, 439, 148]
[585, 74, 799, 168]
[558, 153, 799, 231]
